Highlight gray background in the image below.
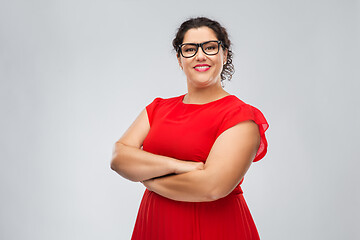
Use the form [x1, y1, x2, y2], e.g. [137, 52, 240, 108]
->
[1, 0, 359, 239]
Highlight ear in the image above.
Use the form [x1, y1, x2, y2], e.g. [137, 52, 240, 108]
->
[177, 55, 183, 70]
[223, 49, 228, 65]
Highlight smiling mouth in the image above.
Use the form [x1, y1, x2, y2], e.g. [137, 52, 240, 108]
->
[194, 65, 211, 72]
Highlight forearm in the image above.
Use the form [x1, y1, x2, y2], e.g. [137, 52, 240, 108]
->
[111, 142, 179, 182]
[145, 168, 222, 202]
[143, 120, 259, 202]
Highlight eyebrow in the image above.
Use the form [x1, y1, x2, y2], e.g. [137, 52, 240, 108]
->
[181, 40, 219, 45]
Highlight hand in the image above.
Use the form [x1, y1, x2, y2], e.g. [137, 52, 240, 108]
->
[174, 160, 204, 175]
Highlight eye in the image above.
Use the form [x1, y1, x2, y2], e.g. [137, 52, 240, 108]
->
[182, 45, 197, 53]
[205, 46, 216, 50]
[203, 42, 219, 54]
[184, 47, 196, 52]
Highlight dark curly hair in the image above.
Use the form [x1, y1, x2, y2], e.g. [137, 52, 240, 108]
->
[172, 17, 234, 83]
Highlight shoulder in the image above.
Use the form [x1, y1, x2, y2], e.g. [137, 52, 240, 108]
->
[216, 95, 269, 162]
[146, 94, 183, 110]
[220, 95, 262, 115]
[216, 95, 268, 137]
[145, 94, 183, 126]
[145, 94, 184, 113]
[149, 94, 184, 105]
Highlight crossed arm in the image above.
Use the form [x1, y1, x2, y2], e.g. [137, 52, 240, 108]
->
[111, 108, 260, 202]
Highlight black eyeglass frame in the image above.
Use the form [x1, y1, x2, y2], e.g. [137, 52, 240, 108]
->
[177, 40, 224, 58]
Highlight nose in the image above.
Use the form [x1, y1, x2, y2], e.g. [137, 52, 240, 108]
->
[195, 47, 207, 61]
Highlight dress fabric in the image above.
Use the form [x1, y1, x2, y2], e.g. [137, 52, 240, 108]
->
[131, 94, 269, 240]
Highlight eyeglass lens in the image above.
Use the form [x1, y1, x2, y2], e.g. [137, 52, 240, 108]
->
[180, 41, 219, 58]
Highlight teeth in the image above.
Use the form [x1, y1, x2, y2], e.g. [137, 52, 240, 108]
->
[195, 66, 210, 69]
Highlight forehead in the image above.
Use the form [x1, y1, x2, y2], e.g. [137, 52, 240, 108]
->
[182, 27, 218, 44]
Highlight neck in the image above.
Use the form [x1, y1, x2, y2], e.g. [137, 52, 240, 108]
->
[184, 80, 230, 104]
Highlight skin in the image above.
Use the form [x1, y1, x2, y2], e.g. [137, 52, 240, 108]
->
[178, 27, 229, 104]
[111, 26, 260, 202]
[111, 108, 204, 182]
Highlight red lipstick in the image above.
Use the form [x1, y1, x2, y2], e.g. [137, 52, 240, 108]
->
[194, 64, 211, 72]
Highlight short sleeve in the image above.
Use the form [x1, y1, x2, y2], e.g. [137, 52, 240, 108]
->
[145, 97, 162, 127]
[216, 104, 269, 162]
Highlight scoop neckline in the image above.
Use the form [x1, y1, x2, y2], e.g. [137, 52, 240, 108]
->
[180, 94, 235, 106]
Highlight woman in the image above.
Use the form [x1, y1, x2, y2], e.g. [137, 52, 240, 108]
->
[111, 17, 269, 240]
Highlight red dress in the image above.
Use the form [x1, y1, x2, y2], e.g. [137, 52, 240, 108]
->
[131, 94, 269, 240]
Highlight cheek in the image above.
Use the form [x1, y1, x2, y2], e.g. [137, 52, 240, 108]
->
[182, 59, 192, 69]
[214, 57, 224, 69]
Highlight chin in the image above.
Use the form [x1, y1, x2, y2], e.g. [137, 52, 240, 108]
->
[189, 78, 218, 88]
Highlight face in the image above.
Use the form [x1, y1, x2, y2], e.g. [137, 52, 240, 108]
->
[177, 27, 227, 88]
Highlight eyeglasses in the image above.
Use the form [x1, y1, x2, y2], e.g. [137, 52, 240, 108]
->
[178, 40, 223, 58]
